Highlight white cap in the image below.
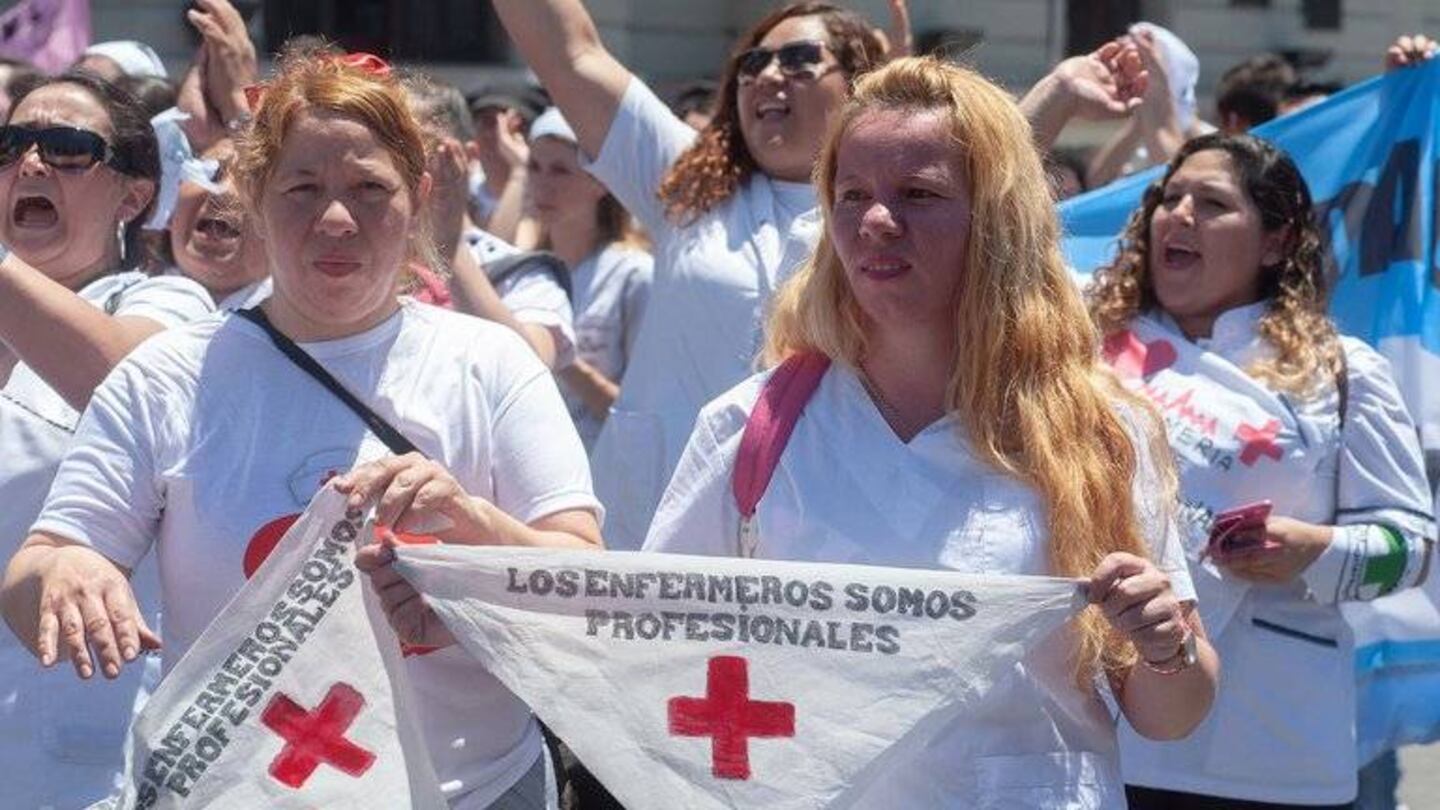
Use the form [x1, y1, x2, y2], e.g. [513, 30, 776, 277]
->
[528, 107, 577, 144]
[83, 40, 168, 80]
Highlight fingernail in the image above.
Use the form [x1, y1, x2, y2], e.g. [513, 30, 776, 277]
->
[122, 646, 136, 661]
[105, 663, 119, 678]
[40, 652, 53, 666]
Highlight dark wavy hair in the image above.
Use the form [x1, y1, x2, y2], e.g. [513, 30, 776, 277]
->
[1089, 132, 1341, 395]
[7, 69, 161, 265]
[656, 2, 884, 225]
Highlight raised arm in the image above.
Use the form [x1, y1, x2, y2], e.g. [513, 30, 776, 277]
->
[180, 0, 259, 152]
[0, 257, 177, 411]
[883, 0, 914, 59]
[1019, 40, 1147, 152]
[1384, 34, 1438, 72]
[489, 0, 632, 159]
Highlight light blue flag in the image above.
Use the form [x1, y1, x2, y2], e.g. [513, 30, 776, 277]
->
[1059, 60, 1440, 764]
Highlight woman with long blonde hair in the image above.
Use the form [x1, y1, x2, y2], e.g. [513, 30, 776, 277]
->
[489, 0, 886, 550]
[643, 56, 1217, 805]
[1092, 134, 1433, 808]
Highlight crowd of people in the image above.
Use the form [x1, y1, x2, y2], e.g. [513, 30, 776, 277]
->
[0, 0, 1433, 808]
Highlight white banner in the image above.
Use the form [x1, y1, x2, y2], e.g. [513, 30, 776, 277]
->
[115, 489, 445, 809]
[394, 545, 1085, 810]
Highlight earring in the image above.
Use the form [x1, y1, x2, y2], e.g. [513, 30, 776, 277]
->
[116, 219, 127, 265]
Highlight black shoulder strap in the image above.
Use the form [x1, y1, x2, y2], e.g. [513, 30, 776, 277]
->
[103, 274, 149, 315]
[486, 251, 573, 301]
[235, 307, 422, 456]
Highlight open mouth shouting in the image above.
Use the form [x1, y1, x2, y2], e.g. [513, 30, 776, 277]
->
[189, 212, 244, 259]
[12, 193, 59, 230]
[1159, 241, 1201, 272]
[755, 98, 791, 123]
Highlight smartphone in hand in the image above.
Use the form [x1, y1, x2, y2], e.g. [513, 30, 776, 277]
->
[1204, 500, 1275, 561]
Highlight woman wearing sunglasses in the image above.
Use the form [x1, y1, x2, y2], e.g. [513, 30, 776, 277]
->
[2, 53, 600, 809]
[0, 71, 213, 809]
[490, 0, 886, 550]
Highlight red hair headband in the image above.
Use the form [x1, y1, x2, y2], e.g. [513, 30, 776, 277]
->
[242, 52, 393, 114]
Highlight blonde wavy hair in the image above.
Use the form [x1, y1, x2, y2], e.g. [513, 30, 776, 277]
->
[765, 56, 1160, 686]
[1088, 133, 1342, 395]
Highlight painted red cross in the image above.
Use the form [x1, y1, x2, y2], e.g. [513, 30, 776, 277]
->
[261, 682, 377, 788]
[1235, 418, 1283, 466]
[668, 656, 795, 780]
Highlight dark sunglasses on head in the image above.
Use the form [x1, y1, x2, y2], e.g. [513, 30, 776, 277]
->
[736, 40, 829, 82]
[0, 125, 121, 173]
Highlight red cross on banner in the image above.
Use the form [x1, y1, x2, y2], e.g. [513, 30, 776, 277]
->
[1235, 418, 1283, 466]
[262, 682, 377, 788]
[668, 655, 795, 780]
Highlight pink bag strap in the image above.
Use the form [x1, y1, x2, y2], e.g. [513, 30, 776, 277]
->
[732, 352, 831, 556]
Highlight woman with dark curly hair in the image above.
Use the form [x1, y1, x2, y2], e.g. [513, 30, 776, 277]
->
[1090, 133, 1435, 809]
[489, 0, 886, 549]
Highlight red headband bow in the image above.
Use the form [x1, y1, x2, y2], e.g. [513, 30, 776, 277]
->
[242, 51, 393, 115]
[337, 52, 392, 76]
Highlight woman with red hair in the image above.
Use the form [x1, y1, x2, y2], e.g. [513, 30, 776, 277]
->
[2, 52, 602, 808]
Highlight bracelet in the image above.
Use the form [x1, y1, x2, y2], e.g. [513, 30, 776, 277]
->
[1140, 630, 1197, 675]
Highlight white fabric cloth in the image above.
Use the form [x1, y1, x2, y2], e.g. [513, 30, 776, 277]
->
[1111, 303, 1435, 805]
[116, 489, 448, 809]
[643, 363, 1194, 806]
[1130, 23, 1200, 132]
[396, 544, 1086, 810]
[145, 108, 221, 231]
[215, 277, 273, 313]
[33, 301, 600, 808]
[561, 243, 652, 449]
[463, 226, 577, 366]
[468, 171, 498, 225]
[584, 77, 821, 549]
[0, 270, 212, 810]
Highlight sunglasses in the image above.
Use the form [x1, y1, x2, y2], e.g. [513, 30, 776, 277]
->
[0, 125, 123, 173]
[736, 40, 830, 82]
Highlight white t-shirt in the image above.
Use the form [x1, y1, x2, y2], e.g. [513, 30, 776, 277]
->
[469, 168, 498, 225]
[561, 243, 653, 449]
[215, 276, 273, 312]
[583, 77, 821, 550]
[0, 270, 212, 810]
[1112, 304, 1435, 804]
[464, 226, 577, 366]
[33, 300, 601, 808]
[644, 362, 1195, 806]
